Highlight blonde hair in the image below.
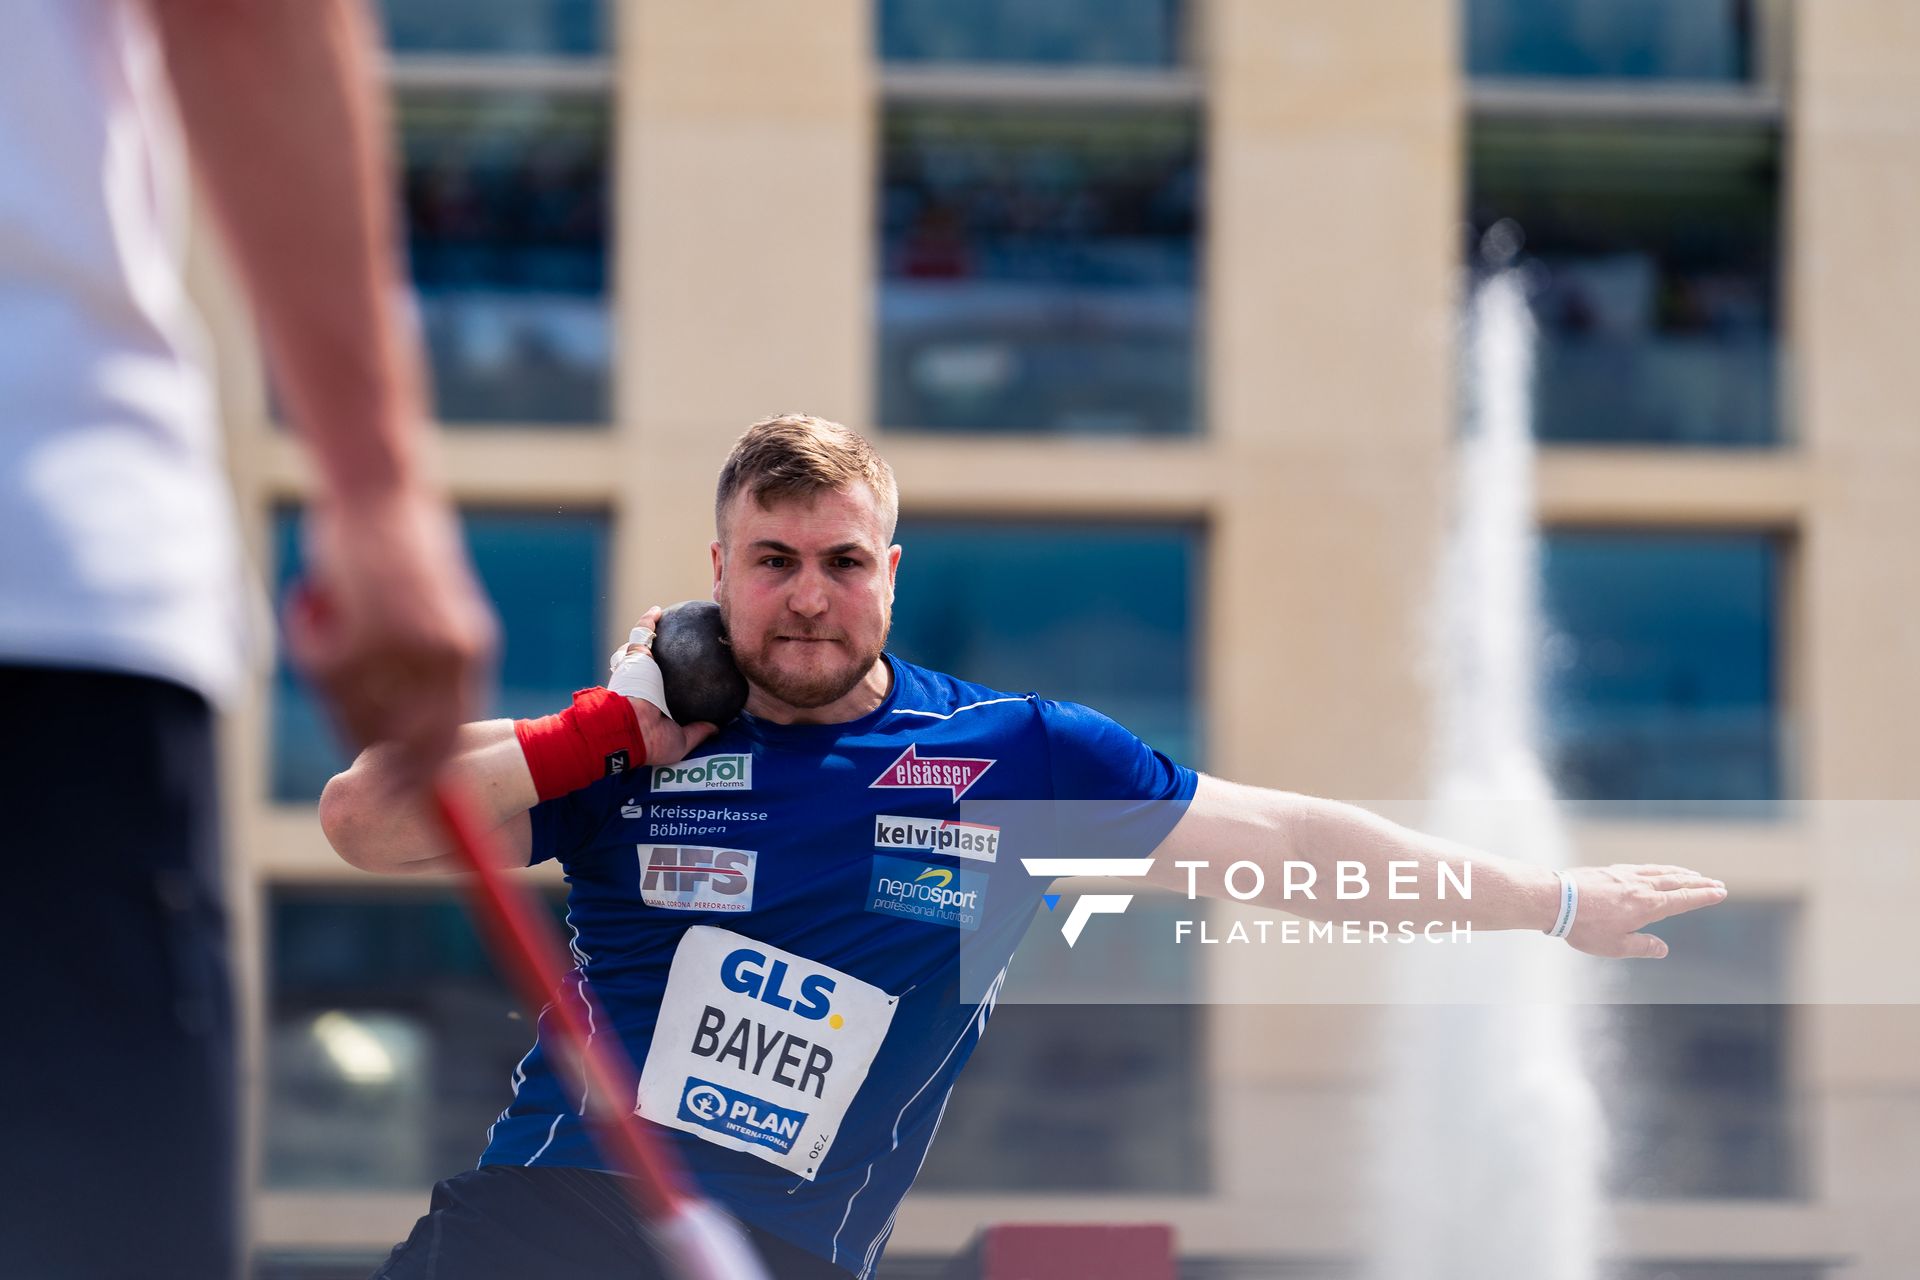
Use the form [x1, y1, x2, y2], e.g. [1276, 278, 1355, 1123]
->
[715, 414, 899, 545]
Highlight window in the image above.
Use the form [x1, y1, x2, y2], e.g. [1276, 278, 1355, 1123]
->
[264, 889, 568, 1189]
[878, 0, 1187, 67]
[879, 51, 1201, 437]
[269, 507, 608, 802]
[378, 0, 608, 57]
[1540, 531, 1782, 804]
[381, 1, 613, 424]
[397, 92, 612, 424]
[1473, 122, 1782, 446]
[1610, 903, 1803, 1199]
[888, 519, 1202, 765]
[1466, 0, 1759, 82]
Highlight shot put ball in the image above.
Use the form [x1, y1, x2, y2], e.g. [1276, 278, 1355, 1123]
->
[653, 600, 749, 727]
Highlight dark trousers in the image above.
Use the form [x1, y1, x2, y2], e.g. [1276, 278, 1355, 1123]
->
[0, 665, 236, 1279]
[375, 1165, 856, 1280]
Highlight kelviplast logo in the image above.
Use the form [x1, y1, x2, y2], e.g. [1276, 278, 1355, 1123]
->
[872, 814, 1000, 863]
[651, 753, 752, 793]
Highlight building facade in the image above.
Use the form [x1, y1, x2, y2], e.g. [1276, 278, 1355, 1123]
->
[189, 2, 1920, 1275]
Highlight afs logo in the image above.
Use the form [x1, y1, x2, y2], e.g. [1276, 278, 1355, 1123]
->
[652, 753, 753, 794]
[638, 845, 757, 912]
[866, 854, 985, 931]
[1020, 858, 1155, 947]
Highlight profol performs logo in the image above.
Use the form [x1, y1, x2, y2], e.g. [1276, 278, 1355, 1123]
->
[868, 745, 993, 800]
[652, 753, 752, 793]
[639, 845, 757, 912]
[1021, 858, 1155, 947]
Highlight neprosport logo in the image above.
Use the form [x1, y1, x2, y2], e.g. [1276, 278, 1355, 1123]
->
[872, 814, 1000, 863]
[652, 753, 753, 793]
[866, 854, 986, 931]
[639, 845, 757, 912]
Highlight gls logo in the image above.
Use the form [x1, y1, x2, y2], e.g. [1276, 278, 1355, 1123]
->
[1020, 858, 1155, 947]
[652, 754, 752, 793]
[721, 946, 839, 1024]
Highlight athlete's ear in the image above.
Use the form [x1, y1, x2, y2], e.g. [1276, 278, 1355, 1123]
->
[886, 544, 901, 603]
[710, 540, 724, 598]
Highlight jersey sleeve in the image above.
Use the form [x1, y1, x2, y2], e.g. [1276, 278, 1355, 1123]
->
[1036, 698, 1198, 862]
[526, 774, 625, 867]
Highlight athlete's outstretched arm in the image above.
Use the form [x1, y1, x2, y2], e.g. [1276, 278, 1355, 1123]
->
[1146, 775, 1728, 959]
[146, 0, 495, 783]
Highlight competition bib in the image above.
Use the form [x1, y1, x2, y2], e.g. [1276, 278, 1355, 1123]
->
[636, 926, 897, 1180]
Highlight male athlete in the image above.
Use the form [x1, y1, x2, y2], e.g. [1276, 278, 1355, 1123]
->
[322, 414, 1728, 1279]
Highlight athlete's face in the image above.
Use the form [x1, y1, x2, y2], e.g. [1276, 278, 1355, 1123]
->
[711, 483, 900, 723]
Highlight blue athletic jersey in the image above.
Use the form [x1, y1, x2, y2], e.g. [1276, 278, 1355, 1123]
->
[480, 653, 1197, 1277]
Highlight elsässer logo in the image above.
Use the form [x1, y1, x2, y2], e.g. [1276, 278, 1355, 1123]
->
[868, 745, 994, 800]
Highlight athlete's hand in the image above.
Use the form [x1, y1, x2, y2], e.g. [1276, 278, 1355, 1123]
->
[1561, 864, 1728, 959]
[616, 605, 718, 766]
[287, 486, 497, 786]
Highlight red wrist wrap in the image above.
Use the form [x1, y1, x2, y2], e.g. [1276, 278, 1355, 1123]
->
[514, 687, 647, 801]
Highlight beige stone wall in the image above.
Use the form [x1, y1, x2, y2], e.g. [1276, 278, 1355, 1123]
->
[1794, 3, 1920, 1277]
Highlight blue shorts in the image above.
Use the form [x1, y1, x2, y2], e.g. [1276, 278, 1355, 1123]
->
[374, 1165, 855, 1279]
[0, 666, 236, 1278]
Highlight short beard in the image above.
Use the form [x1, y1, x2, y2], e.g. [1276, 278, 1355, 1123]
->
[724, 615, 889, 711]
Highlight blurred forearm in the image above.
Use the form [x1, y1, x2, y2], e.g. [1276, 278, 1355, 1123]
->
[147, 0, 427, 502]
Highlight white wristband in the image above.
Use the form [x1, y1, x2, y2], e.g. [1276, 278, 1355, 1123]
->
[1546, 870, 1578, 939]
[607, 627, 670, 719]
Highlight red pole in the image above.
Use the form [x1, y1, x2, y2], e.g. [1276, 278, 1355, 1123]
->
[430, 782, 694, 1217]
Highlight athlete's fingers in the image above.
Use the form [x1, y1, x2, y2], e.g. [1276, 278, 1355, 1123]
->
[1641, 873, 1726, 893]
[1621, 932, 1669, 960]
[1631, 864, 1707, 879]
[614, 605, 666, 665]
[1645, 884, 1730, 922]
